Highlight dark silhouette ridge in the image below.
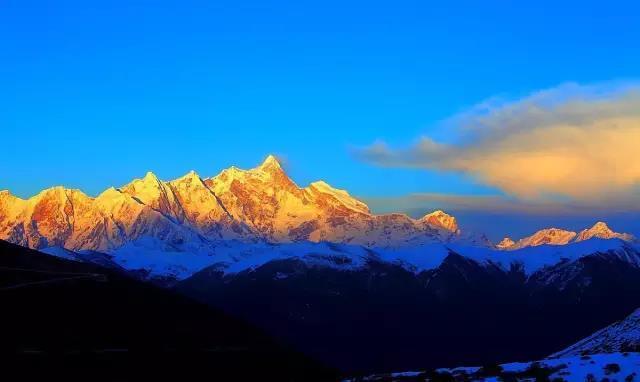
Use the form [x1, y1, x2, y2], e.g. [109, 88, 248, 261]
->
[0, 240, 336, 381]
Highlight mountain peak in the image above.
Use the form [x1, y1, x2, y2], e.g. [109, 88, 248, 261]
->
[590, 221, 611, 231]
[496, 237, 515, 249]
[97, 186, 122, 199]
[35, 186, 69, 200]
[502, 221, 635, 251]
[504, 227, 577, 250]
[142, 171, 161, 184]
[575, 221, 632, 242]
[174, 170, 201, 183]
[420, 210, 458, 232]
[257, 155, 283, 173]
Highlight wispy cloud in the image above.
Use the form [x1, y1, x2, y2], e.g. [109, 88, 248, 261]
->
[356, 82, 640, 208]
[363, 193, 638, 217]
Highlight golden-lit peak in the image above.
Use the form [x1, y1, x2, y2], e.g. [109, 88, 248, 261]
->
[97, 186, 122, 199]
[142, 171, 160, 183]
[174, 170, 201, 183]
[420, 210, 458, 232]
[35, 186, 68, 199]
[496, 237, 516, 249]
[257, 154, 283, 172]
[590, 221, 611, 230]
[0, 189, 23, 202]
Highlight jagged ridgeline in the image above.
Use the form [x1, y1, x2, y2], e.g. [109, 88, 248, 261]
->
[0, 155, 461, 252]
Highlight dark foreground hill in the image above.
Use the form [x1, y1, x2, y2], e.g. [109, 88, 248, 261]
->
[0, 240, 335, 381]
[177, 246, 640, 374]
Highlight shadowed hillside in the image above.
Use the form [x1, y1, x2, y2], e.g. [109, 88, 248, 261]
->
[0, 240, 335, 381]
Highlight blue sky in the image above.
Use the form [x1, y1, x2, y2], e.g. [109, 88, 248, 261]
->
[2, 1, 640, 239]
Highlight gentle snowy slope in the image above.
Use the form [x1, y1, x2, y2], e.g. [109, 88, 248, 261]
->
[353, 353, 640, 381]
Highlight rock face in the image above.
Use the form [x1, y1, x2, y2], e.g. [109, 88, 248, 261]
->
[0, 155, 460, 251]
[499, 222, 634, 250]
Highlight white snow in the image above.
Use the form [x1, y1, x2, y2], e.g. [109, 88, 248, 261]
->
[390, 371, 423, 377]
[216, 241, 372, 275]
[416, 353, 640, 382]
[41, 246, 80, 261]
[449, 238, 637, 275]
[37, 232, 639, 282]
[107, 236, 218, 280]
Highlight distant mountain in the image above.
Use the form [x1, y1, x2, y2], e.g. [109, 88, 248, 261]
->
[176, 238, 640, 373]
[0, 239, 334, 381]
[551, 308, 640, 357]
[498, 221, 634, 250]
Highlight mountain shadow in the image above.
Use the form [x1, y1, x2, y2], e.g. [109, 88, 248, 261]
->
[0, 240, 336, 381]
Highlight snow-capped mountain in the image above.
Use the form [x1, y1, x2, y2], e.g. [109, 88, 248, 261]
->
[2, 155, 637, 283]
[498, 221, 634, 250]
[551, 308, 640, 357]
[0, 155, 461, 254]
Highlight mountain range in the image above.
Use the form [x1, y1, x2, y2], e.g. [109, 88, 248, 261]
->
[0, 155, 465, 252]
[497, 222, 635, 250]
[3, 155, 640, 374]
[0, 156, 634, 274]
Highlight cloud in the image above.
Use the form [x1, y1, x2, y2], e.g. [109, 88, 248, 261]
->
[357, 82, 640, 207]
[363, 192, 638, 217]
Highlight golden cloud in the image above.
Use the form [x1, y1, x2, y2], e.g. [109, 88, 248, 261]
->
[358, 83, 640, 207]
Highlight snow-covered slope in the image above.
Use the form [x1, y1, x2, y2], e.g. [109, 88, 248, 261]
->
[359, 353, 640, 382]
[170, 236, 640, 280]
[552, 308, 640, 358]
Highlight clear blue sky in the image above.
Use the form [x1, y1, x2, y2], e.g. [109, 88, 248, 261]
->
[2, 1, 639, 238]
